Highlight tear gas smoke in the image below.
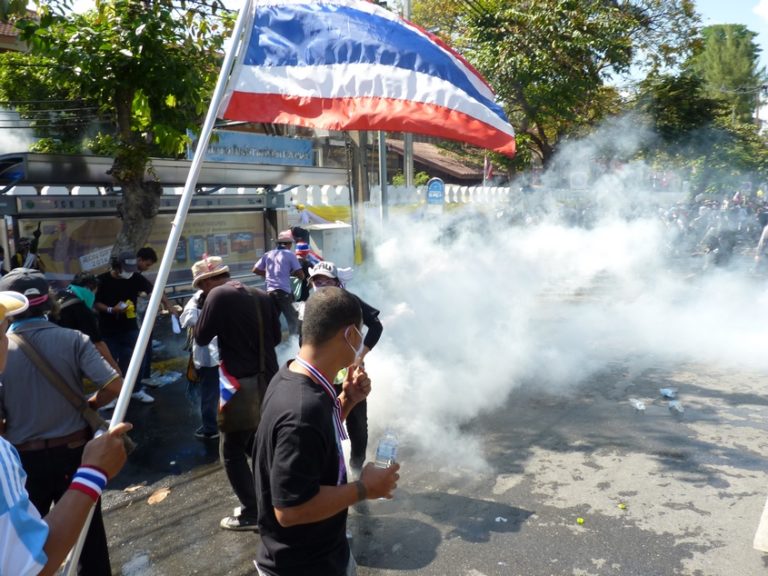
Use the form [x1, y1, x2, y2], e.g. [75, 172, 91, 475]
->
[351, 116, 768, 472]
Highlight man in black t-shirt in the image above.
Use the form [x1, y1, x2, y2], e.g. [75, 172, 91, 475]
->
[254, 287, 399, 576]
[94, 251, 156, 404]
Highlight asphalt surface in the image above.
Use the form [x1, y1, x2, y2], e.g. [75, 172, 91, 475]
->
[99, 345, 768, 576]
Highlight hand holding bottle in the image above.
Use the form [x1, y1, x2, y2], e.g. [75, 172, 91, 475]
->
[359, 461, 400, 500]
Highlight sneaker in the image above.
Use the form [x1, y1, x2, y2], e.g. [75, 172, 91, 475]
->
[100, 399, 117, 411]
[131, 390, 155, 404]
[141, 377, 161, 389]
[220, 515, 259, 532]
[194, 427, 219, 440]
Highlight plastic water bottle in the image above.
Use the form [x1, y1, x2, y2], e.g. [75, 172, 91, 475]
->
[375, 430, 398, 468]
[629, 398, 646, 412]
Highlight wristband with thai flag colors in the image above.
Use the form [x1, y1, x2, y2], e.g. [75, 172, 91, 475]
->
[69, 466, 108, 502]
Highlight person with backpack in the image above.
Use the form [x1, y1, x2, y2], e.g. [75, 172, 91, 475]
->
[54, 272, 121, 376]
[252, 230, 305, 336]
[196, 256, 282, 531]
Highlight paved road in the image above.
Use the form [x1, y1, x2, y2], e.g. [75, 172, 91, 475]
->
[100, 356, 768, 576]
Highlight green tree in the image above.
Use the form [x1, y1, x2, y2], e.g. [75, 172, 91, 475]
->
[412, 0, 699, 169]
[686, 24, 766, 125]
[635, 72, 768, 195]
[635, 73, 722, 149]
[0, 0, 233, 252]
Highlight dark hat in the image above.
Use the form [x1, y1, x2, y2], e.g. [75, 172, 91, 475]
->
[117, 251, 138, 273]
[0, 268, 50, 307]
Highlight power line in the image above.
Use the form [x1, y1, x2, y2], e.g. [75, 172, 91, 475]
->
[709, 84, 766, 95]
[0, 99, 95, 104]
[0, 108, 100, 116]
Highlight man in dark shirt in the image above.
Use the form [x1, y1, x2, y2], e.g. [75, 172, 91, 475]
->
[55, 272, 121, 375]
[94, 251, 156, 404]
[254, 287, 399, 576]
[195, 264, 281, 531]
[308, 261, 384, 472]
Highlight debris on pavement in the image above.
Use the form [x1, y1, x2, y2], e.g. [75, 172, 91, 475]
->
[147, 487, 171, 505]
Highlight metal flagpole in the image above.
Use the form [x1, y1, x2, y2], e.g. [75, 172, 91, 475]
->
[60, 0, 254, 572]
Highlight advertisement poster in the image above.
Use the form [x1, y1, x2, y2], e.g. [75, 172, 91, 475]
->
[20, 211, 266, 285]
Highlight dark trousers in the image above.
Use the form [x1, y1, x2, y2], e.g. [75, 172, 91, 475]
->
[104, 329, 144, 393]
[198, 365, 219, 434]
[220, 429, 258, 519]
[20, 443, 111, 576]
[269, 290, 299, 335]
[346, 399, 368, 470]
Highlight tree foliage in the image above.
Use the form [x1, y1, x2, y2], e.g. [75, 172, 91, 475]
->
[0, 0, 234, 252]
[634, 72, 768, 195]
[635, 73, 722, 149]
[411, 0, 699, 170]
[686, 24, 766, 125]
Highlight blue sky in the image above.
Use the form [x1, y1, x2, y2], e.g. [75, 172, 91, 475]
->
[697, 0, 768, 67]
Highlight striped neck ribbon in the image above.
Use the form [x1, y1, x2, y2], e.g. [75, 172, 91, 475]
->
[293, 356, 348, 485]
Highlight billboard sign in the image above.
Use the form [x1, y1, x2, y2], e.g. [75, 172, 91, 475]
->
[187, 130, 313, 166]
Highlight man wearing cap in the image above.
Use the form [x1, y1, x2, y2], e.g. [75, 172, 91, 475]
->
[308, 261, 384, 473]
[94, 251, 156, 404]
[180, 256, 228, 441]
[253, 230, 305, 336]
[196, 256, 282, 531]
[0, 268, 124, 575]
[0, 288, 131, 575]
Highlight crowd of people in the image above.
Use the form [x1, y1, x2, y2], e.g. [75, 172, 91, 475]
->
[0, 229, 397, 576]
[662, 191, 768, 269]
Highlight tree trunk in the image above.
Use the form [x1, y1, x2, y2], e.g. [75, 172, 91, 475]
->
[113, 178, 162, 255]
[110, 85, 160, 255]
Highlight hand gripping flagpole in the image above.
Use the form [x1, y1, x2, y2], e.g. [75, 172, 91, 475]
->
[60, 1, 253, 572]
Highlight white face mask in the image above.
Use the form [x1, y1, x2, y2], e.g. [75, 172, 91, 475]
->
[345, 325, 365, 362]
[119, 270, 133, 279]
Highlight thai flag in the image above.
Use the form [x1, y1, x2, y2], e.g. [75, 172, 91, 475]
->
[484, 155, 494, 182]
[218, 362, 241, 410]
[219, 0, 516, 157]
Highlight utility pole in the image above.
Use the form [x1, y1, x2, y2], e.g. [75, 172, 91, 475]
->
[378, 131, 388, 222]
[403, 0, 414, 189]
[349, 131, 370, 264]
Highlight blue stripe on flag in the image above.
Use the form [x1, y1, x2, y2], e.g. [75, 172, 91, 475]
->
[245, 3, 508, 123]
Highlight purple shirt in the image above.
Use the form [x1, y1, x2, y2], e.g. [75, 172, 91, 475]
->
[254, 247, 302, 293]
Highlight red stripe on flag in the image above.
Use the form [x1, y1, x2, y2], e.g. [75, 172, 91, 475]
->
[222, 92, 516, 157]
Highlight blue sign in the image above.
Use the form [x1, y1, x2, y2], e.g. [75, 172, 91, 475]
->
[187, 130, 313, 166]
[426, 177, 445, 205]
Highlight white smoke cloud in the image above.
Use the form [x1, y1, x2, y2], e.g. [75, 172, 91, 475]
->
[754, 0, 768, 22]
[351, 116, 767, 473]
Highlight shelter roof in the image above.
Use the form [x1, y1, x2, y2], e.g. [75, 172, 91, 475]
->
[386, 139, 483, 181]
